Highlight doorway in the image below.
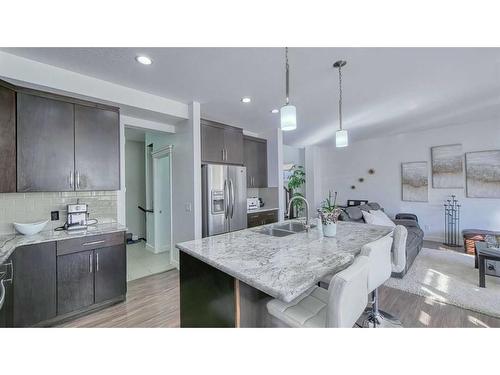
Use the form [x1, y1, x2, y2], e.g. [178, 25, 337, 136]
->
[124, 127, 174, 281]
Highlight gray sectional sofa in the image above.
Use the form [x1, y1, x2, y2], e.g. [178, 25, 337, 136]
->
[339, 202, 424, 278]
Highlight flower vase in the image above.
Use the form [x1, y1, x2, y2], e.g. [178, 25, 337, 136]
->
[323, 222, 337, 237]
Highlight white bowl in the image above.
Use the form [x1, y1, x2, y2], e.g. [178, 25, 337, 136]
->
[13, 220, 49, 236]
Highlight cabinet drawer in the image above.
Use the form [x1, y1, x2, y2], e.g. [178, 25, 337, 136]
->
[57, 231, 125, 256]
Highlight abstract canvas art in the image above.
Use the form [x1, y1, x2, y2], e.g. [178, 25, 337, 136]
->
[431, 144, 464, 188]
[402, 162, 428, 202]
[466, 150, 500, 198]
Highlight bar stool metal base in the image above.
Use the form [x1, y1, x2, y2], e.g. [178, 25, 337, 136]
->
[361, 289, 403, 328]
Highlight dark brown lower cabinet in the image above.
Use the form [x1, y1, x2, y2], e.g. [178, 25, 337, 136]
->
[57, 243, 127, 317]
[247, 210, 279, 228]
[57, 250, 95, 315]
[12, 242, 57, 327]
[94, 245, 126, 304]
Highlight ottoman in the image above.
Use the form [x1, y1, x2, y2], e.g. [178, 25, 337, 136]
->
[462, 229, 500, 255]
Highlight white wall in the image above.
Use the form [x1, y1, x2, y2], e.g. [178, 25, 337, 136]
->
[262, 128, 285, 220]
[169, 103, 202, 266]
[125, 140, 146, 239]
[283, 145, 305, 167]
[317, 120, 500, 242]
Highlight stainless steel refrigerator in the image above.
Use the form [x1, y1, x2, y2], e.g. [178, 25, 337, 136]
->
[202, 164, 247, 237]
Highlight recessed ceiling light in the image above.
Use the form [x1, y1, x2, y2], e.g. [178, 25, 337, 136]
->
[271, 109, 279, 114]
[241, 97, 252, 103]
[135, 55, 152, 65]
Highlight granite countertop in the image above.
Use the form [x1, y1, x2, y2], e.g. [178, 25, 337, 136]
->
[247, 207, 279, 214]
[0, 223, 127, 265]
[176, 220, 392, 303]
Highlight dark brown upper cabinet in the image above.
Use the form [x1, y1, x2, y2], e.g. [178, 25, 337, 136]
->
[14, 85, 120, 192]
[0, 84, 16, 192]
[201, 119, 244, 165]
[17, 93, 75, 192]
[75, 105, 120, 191]
[244, 136, 268, 188]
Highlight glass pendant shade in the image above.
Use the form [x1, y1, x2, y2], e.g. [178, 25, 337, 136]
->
[280, 104, 297, 131]
[335, 129, 348, 147]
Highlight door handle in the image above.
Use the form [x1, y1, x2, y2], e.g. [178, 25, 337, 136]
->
[221, 149, 225, 161]
[96, 253, 99, 272]
[69, 171, 74, 189]
[83, 240, 105, 247]
[76, 171, 81, 189]
[89, 253, 93, 273]
[229, 179, 235, 218]
[223, 179, 229, 219]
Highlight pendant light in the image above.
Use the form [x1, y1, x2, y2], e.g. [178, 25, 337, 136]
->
[280, 47, 297, 131]
[334, 60, 348, 147]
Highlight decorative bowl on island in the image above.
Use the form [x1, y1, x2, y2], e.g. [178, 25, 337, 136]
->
[13, 220, 49, 236]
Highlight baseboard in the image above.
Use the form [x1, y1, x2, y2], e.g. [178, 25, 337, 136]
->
[424, 235, 464, 246]
[145, 242, 156, 253]
[171, 258, 179, 270]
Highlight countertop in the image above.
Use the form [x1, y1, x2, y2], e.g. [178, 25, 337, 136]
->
[176, 220, 392, 303]
[0, 223, 127, 265]
[247, 207, 279, 214]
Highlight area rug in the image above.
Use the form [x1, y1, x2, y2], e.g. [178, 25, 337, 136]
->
[384, 248, 500, 318]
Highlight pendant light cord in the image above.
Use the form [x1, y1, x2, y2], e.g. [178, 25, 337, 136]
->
[338, 64, 343, 131]
[285, 47, 290, 105]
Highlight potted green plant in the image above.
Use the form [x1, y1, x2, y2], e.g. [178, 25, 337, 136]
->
[319, 191, 342, 237]
[287, 165, 305, 217]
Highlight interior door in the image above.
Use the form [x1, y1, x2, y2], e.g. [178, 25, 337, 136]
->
[228, 166, 247, 231]
[153, 151, 172, 253]
[94, 245, 127, 304]
[17, 93, 75, 192]
[74, 105, 120, 190]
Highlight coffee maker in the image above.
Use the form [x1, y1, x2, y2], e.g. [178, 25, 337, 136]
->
[66, 203, 90, 231]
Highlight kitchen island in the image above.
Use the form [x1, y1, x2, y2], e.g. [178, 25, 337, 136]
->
[176, 220, 392, 327]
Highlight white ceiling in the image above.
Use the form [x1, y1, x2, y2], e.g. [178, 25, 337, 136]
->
[3, 48, 500, 147]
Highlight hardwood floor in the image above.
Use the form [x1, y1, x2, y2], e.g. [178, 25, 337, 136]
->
[379, 285, 500, 328]
[59, 260, 500, 328]
[58, 270, 180, 328]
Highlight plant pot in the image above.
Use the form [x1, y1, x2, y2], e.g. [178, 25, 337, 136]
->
[323, 222, 337, 237]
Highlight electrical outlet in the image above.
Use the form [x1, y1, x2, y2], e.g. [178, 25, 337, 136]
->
[185, 203, 192, 212]
[51, 211, 59, 221]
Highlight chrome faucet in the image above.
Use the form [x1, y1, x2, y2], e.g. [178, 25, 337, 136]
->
[287, 196, 310, 229]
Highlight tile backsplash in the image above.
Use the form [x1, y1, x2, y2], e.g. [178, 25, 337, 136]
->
[0, 191, 117, 235]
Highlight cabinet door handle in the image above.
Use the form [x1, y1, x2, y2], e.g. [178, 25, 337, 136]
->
[89, 253, 93, 273]
[69, 171, 74, 189]
[221, 149, 225, 161]
[76, 171, 81, 189]
[83, 240, 105, 247]
[96, 253, 99, 272]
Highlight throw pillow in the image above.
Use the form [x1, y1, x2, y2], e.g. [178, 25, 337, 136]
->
[362, 210, 396, 228]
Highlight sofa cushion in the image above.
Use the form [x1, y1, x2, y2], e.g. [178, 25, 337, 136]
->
[358, 204, 372, 212]
[362, 210, 396, 228]
[367, 202, 382, 210]
[342, 206, 364, 221]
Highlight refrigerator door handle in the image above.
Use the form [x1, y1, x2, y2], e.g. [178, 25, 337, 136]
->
[229, 178, 235, 218]
[223, 179, 229, 219]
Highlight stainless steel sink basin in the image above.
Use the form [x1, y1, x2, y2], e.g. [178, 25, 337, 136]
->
[255, 228, 295, 237]
[274, 222, 316, 233]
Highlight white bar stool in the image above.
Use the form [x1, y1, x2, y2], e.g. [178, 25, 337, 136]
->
[266, 255, 370, 328]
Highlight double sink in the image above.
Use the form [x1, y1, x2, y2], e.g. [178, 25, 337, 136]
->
[254, 222, 316, 237]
